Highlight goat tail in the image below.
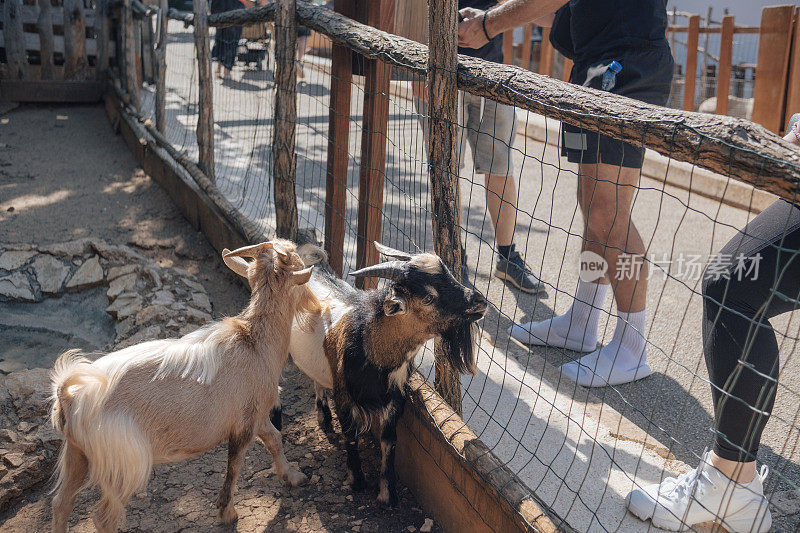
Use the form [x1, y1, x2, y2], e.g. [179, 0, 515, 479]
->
[51, 349, 109, 434]
[50, 350, 153, 507]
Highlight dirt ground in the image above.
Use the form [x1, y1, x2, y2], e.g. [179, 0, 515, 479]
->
[0, 103, 440, 533]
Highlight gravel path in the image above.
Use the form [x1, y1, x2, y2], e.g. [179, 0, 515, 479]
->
[0, 103, 440, 533]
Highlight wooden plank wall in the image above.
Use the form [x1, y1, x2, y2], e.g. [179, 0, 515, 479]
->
[0, 0, 118, 101]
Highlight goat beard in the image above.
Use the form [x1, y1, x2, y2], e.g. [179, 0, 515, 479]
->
[439, 321, 478, 375]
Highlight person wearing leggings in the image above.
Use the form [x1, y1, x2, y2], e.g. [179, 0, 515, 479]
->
[627, 115, 800, 532]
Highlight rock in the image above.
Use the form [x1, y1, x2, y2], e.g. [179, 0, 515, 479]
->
[66, 255, 103, 289]
[107, 264, 137, 281]
[165, 319, 181, 331]
[91, 241, 147, 262]
[143, 267, 162, 289]
[152, 289, 175, 306]
[178, 324, 200, 336]
[5, 368, 51, 421]
[0, 250, 36, 271]
[191, 292, 212, 313]
[135, 304, 169, 326]
[115, 317, 136, 339]
[107, 272, 137, 299]
[0, 359, 27, 374]
[181, 278, 205, 293]
[117, 325, 162, 348]
[185, 307, 212, 325]
[38, 239, 93, 257]
[3, 452, 24, 468]
[0, 272, 35, 301]
[106, 292, 143, 320]
[420, 518, 434, 533]
[31, 254, 70, 293]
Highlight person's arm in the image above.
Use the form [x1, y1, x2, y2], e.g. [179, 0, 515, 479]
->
[458, 0, 567, 49]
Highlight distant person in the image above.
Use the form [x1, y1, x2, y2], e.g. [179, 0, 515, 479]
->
[211, 0, 245, 79]
[413, 0, 546, 294]
[626, 114, 800, 532]
[459, 0, 673, 386]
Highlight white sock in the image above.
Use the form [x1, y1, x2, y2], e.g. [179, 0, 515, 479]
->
[560, 309, 651, 387]
[509, 280, 608, 352]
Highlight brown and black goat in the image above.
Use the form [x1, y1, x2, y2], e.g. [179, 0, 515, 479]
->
[226, 241, 488, 507]
[49, 240, 319, 532]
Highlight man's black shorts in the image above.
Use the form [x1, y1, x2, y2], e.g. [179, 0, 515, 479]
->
[561, 47, 673, 169]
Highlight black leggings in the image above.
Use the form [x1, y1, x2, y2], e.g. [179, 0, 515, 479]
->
[702, 199, 800, 462]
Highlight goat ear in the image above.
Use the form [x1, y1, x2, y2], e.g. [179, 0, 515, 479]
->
[222, 249, 250, 278]
[374, 242, 412, 261]
[292, 266, 314, 285]
[383, 294, 407, 316]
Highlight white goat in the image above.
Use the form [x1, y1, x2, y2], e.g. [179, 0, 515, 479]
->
[50, 240, 319, 533]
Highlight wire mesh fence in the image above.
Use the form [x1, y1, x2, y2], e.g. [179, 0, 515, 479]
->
[128, 2, 800, 531]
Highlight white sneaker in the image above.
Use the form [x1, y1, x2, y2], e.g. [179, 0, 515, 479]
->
[626, 452, 772, 532]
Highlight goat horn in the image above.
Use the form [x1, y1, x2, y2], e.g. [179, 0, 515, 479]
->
[349, 261, 406, 280]
[223, 242, 274, 259]
[374, 242, 412, 261]
[222, 249, 249, 278]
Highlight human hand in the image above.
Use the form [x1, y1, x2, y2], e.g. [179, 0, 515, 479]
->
[458, 7, 489, 49]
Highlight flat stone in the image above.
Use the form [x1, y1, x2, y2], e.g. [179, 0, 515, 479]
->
[182, 277, 205, 293]
[107, 273, 137, 299]
[165, 319, 180, 331]
[115, 317, 135, 339]
[135, 304, 169, 326]
[179, 324, 201, 336]
[106, 292, 143, 320]
[117, 325, 162, 348]
[3, 452, 24, 468]
[91, 241, 147, 262]
[0, 272, 35, 301]
[66, 256, 103, 289]
[31, 254, 70, 294]
[107, 264, 137, 281]
[185, 307, 212, 325]
[152, 289, 175, 306]
[420, 518, 434, 533]
[0, 360, 27, 374]
[0, 250, 36, 271]
[191, 292, 212, 313]
[38, 239, 92, 257]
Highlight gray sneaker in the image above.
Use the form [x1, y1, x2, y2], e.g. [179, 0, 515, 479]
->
[494, 251, 546, 294]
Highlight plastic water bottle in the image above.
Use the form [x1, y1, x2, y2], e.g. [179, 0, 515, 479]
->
[601, 61, 622, 91]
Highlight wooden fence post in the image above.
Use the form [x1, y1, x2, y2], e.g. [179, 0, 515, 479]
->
[37, 0, 55, 80]
[428, 0, 463, 413]
[95, 0, 110, 81]
[325, 0, 355, 275]
[123, 0, 140, 108]
[520, 24, 532, 70]
[64, 0, 89, 80]
[155, 0, 169, 134]
[273, 0, 299, 240]
[785, 7, 800, 132]
[355, 0, 395, 288]
[539, 26, 552, 77]
[752, 5, 796, 133]
[715, 14, 734, 116]
[502, 29, 513, 65]
[142, 16, 155, 84]
[3, 0, 27, 81]
[683, 14, 700, 111]
[193, 0, 215, 181]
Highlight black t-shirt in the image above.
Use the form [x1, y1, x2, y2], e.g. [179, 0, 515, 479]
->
[458, 0, 503, 64]
[550, 0, 669, 66]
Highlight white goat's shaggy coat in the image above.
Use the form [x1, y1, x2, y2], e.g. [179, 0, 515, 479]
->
[49, 240, 319, 533]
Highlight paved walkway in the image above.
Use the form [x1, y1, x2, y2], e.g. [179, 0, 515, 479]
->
[137, 22, 800, 530]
